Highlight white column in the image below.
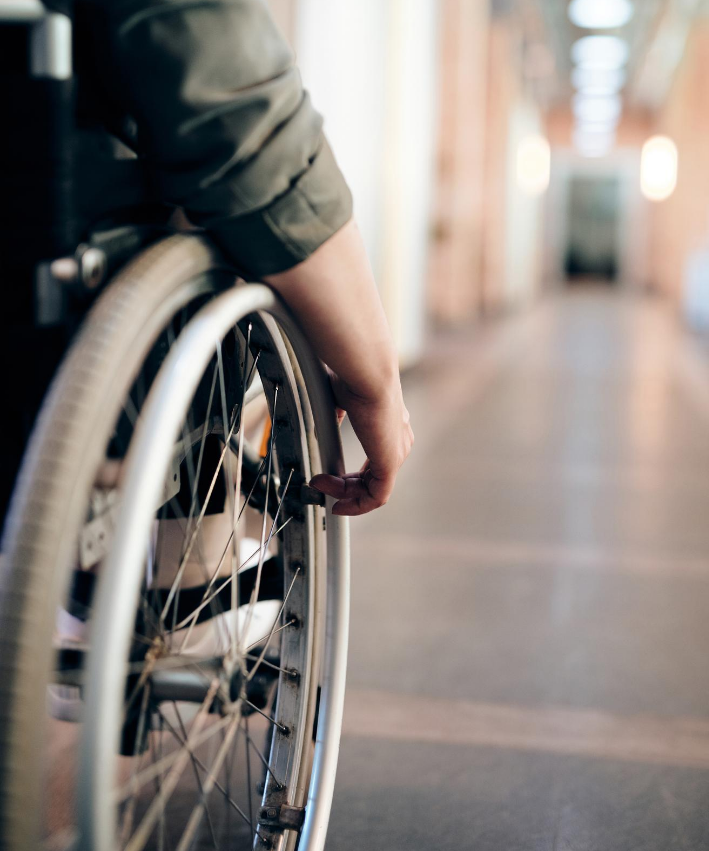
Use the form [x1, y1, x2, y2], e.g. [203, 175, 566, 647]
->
[294, 0, 439, 366]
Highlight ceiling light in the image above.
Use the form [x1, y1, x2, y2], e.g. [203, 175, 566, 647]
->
[573, 93, 622, 123]
[577, 84, 625, 97]
[575, 120, 619, 138]
[640, 135, 678, 201]
[517, 135, 551, 196]
[572, 35, 629, 71]
[568, 0, 634, 30]
[572, 67, 626, 93]
[575, 117, 619, 133]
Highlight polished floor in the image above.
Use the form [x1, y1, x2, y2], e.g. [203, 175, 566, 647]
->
[328, 288, 709, 851]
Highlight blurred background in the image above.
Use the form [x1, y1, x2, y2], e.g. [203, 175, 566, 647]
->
[270, 0, 709, 357]
[271, 2, 709, 850]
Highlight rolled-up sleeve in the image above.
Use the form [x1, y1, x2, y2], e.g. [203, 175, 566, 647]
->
[89, 0, 353, 275]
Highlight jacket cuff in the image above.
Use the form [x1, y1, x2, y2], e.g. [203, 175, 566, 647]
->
[196, 137, 353, 278]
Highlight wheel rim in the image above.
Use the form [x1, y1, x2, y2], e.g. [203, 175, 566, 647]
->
[79, 285, 347, 851]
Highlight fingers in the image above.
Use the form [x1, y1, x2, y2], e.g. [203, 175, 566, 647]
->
[310, 469, 392, 516]
[331, 495, 384, 516]
[310, 473, 360, 499]
[309, 473, 369, 501]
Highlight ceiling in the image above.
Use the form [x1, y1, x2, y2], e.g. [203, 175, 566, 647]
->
[517, 0, 708, 111]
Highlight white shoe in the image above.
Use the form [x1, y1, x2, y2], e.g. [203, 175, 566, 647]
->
[49, 560, 280, 722]
[169, 598, 281, 658]
[47, 684, 84, 723]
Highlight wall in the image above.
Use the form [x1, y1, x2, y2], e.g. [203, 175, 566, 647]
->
[427, 0, 491, 324]
[293, 0, 439, 366]
[648, 21, 709, 303]
[276, 0, 549, 354]
[481, 17, 545, 314]
[429, 7, 548, 323]
[379, 0, 439, 364]
[502, 98, 545, 307]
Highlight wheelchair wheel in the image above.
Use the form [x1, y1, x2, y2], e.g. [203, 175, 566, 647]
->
[0, 236, 349, 851]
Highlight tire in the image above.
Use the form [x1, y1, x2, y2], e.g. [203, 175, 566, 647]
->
[0, 234, 233, 850]
[0, 235, 349, 851]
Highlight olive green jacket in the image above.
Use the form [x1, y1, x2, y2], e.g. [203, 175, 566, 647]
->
[86, 0, 352, 276]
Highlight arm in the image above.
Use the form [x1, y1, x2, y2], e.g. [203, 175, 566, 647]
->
[266, 219, 413, 516]
[88, 0, 352, 277]
[90, 0, 412, 512]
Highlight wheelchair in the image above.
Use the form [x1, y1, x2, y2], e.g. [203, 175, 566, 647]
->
[0, 4, 350, 850]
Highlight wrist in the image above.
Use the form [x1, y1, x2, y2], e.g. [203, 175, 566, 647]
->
[342, 355, 401, 405]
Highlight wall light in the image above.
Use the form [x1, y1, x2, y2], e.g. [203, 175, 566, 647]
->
[640, 135, 678, 201]
[572, 35, 629, 71]
[517, 135, 551, 196]
[573, 93, 622, 123]
[568, 0, 634, 30]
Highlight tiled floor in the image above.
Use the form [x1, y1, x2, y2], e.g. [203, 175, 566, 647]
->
[328, 288, 709, 850]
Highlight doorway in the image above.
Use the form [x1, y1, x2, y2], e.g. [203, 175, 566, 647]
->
[565, 176, 620, 282]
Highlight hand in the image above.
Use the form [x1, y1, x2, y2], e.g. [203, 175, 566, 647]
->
[263, 219, 411, 515]
[310, 370, 414, 516]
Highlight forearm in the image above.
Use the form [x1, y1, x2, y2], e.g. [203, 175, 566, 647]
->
[264, 219, 399, 402]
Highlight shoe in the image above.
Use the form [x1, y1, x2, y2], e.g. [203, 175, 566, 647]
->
[49, 538, 281, 722]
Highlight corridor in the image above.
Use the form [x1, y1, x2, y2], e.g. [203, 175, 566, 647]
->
[329, 289, 709, 851]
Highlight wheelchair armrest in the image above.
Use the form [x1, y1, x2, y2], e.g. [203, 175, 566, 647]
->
[0, 1, 71, 80]
[0, 1, 45, 23]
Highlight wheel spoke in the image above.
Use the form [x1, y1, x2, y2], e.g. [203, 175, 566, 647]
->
[244, 652, 296, 679]
[172, 703, 220, 849]
[230, 323, 253, 662]
[172, 517, 292, 638]
[246, 565, 300, 683]
[245, 618, 297, 653]
[118, 684, 153, 846]
[184, 364, 219, 540]
[238, 386, 278, 650]
[157, 707, 263, 839]
[172, 713, 242, 851]
[116, 681, 225, 807]
[173, 454, 268, 654]
[171, 363, 220, 636]
[159, 401, 243, 624]
[243, 725, 285, 790]
[241, 700, 287, 735]
[214, 338, 239, 620]
[244, 715, 255, 837]
[160, 482, 231, 654]
[165, 343, 265, 658]
[154, 713, 168, 851]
